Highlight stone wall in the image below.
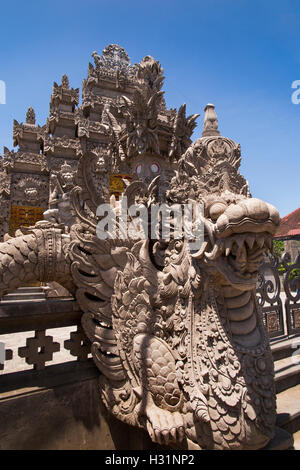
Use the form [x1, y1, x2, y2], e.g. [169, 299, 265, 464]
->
[0, 363, 161, 450]
[284, 239, 300, 262]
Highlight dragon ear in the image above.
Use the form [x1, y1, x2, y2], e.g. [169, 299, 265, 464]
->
[138, 240, 160, 293]
[121, 95, 131, 107]
[148, 175, 160, 204]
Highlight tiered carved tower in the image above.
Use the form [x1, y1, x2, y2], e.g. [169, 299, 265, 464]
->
[0, 44, 199, 240]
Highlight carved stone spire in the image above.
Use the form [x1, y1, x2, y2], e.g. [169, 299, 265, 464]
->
[138, 55, 164, 91]
[26, 107, 36, 125]
[202, 103, 220, 137]
[61, 74, 69, 89]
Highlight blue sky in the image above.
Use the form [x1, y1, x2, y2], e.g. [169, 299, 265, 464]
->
[0, 0, 299, 217]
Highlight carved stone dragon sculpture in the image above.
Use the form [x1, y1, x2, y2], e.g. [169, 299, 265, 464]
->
[0, 107, 280, 449]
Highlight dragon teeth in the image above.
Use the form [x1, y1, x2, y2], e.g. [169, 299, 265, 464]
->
[209, 233, 272, 259]
[264, 238, 270, 250]
[245, 234, 255, 249]
[205, 243, 222, 260]
[256, 234, 265, 248]
[235, 234, 245, 248]
[224, 238, 233, 256]
[191, 241, 209, 260]
[100, 321, 111, 328]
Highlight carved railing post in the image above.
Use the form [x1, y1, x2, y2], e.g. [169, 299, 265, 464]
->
[256, 253, 285, 337]
[282, 252, 300, 335]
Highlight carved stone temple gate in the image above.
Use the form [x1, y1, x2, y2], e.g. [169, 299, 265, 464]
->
[0, 44, 196, 242]
[0, 44, 295, 450]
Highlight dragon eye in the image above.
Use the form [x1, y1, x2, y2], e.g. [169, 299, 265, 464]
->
[136, 164, 142, 175]
[150, 163, 159, 173]
[209, 202, 227, 220]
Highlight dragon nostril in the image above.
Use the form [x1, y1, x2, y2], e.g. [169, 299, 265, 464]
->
[209, 202, 227, 220]
[266, 202, 280, 225]
[244, 198, 269, 220]
[225, 204, 245, 222]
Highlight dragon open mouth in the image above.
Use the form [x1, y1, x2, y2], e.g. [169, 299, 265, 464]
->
[193, 227, 274, 289]
[192, 197, 280, 290]
[223, 231, 272, 277]
[214, 231, 273, 289]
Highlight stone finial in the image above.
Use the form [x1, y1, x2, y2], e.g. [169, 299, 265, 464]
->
[102, 44, 130, 67]
[26, 107, 36, 125]
[202, 103, 220, 137]
[92, 50, 102, 68]
[138, 55, 164, 91]
[61, 74, 69, 89]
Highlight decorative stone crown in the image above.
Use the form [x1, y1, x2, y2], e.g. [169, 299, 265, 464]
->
[26, 107, 36, 125]
[202, 103, 220, 137]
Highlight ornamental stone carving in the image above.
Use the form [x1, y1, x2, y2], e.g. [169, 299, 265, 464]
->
[12, 174, 49, 207]
[0, 45, 284, 450]
[50, 74, 79, 113]
[26, 106, 36, 125]
[202, 103, 220, 137]
[0, 160, 10, 240]
[92, 44, 133, 75]
[3, 148, 48, 173]
[43, 161, 76, 228]
[169, 104, 200, 160]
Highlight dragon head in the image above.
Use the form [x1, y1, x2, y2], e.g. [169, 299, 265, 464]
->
[166, 131, 280, 291]
[198, 194, 279, 291]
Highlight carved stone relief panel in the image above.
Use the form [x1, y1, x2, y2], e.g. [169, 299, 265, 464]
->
[0, 194, 10, 240]
[11, 173, 49, 208]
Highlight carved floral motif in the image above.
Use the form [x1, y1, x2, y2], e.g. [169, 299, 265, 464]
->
[3, 148, 48, 172]
[43, 135, 82, 157]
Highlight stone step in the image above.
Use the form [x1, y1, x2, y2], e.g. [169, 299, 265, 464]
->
[276, 384, 300, 435]
[271, 336, 300, 362]
[261, 426, 294, 450]
[1, 293, 45, 301]
[274, 356, 300, 393]
[293, 430, 300, 450]
[16, 287, 44, 294]
[0, 287, 46, 302]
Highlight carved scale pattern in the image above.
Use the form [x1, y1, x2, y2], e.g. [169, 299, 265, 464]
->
[182, 286, 276, 449]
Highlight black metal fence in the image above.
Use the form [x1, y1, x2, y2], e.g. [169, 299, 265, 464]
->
[256, 252, 300, 339]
